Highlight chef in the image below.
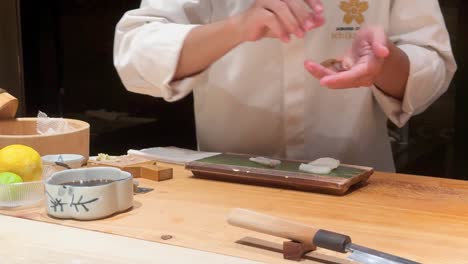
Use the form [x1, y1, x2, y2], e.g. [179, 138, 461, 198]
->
[113, 0, 456, 171]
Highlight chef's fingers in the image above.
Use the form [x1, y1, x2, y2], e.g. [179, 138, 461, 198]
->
[305, 0, 324, 13]
[262, 0, 303, 37]
[320, 64, 373, 88]
[304, 0, 325, 27]
[371, 27, 390, 58]
[341, 54, 355, 71]
[283, 0, 316, 31]
[259, 9, 290, 42]
[304, 60, 336, 79]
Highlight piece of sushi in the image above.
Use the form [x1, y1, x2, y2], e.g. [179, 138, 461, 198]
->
[299, 164, 332, 174]
[249, 156, 281, 167]
[308, 157, 340, 169]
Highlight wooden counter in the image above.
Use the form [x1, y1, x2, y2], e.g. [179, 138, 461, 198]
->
[0, 214, 259, 264]
[1, 163, 468, 264]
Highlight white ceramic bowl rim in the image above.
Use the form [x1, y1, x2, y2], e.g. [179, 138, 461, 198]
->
[46, 167, 132, 186]
[42, 154, 85, 163]
[0, 180, 43, 186]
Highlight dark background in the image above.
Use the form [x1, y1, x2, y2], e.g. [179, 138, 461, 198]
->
[19, 0, 198, 153]
[1, 0, 467, 179]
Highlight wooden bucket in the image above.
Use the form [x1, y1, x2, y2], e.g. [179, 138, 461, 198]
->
[0, 118, 90, 159]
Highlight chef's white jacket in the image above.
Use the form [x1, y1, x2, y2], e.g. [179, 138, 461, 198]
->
[114, 0, 456, 171]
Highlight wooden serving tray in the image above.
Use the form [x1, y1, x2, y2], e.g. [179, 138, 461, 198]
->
[185, 153, 373, 195]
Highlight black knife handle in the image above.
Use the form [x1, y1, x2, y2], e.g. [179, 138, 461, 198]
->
[313, 229, 351, 253]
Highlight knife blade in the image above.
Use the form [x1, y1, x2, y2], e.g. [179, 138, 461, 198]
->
[228, 208, 420, 264]
[347, 243, 419, 264]
[312, 229, 420, 264]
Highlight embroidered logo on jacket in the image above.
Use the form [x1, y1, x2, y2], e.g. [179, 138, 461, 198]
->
[339, 0, 368, 25]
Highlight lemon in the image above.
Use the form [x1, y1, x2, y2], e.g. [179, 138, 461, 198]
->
[0, 144, 43, 182]
[0, 172, 23, 184]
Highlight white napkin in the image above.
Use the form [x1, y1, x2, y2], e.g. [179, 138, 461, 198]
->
[127, 147, 219, 165]
[36, 111, 72, 135]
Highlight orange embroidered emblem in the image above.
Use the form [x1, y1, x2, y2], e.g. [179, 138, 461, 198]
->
[339, 0, 368, 25]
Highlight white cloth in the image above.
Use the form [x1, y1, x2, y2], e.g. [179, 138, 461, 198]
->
[128, 147, 219, 165]
[114, 0, 456, 172]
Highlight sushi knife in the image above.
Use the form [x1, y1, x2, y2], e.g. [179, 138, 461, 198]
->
[227, 208, 420, 264]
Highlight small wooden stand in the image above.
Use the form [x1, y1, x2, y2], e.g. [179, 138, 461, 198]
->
[87, 155, 173, 182]
[283, 240, 316, 261]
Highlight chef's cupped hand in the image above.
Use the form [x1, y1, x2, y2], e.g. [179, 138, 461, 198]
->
[304, 26, 390, 89]
[232, 0, 325, 43]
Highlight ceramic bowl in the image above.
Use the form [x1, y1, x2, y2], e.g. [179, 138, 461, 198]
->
[44, 167, 133, 220]
[42, 154, 85, 169]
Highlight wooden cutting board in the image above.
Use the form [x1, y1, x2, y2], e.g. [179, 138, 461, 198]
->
[186, 153, 373, 195]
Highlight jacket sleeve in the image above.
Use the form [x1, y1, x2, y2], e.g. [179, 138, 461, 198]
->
[372, 0, 457, 127]
[113, 0, 212, 102]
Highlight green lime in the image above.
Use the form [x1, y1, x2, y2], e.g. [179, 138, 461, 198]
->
[0, 172, 24, 184]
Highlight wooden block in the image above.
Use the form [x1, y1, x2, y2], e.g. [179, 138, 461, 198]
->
[121, 166, 141, 178]
[283, 240, 316, 261]
[87, 155, 173, 182]
[126, 164, 173, 182]
[87, 155, 150, 169]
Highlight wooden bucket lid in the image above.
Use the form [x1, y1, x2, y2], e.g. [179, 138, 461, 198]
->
[0, 88, 19, 119]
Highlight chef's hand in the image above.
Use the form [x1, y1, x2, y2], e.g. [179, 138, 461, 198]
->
[304, 26, 390, 89]
[231, 0, 325, 43]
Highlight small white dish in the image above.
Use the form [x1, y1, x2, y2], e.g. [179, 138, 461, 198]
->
[44, 167, 133, 220]
[42, 154, 85, 169]
[0, 180, 44, 208]
[0, 167, 58, 209]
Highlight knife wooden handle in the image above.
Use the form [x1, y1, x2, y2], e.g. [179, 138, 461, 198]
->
[228, 208, 352, 252]
[227, 208, 319, 247]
